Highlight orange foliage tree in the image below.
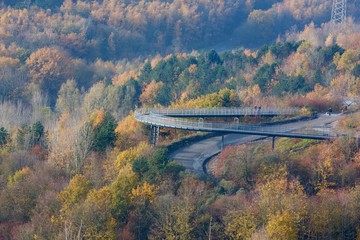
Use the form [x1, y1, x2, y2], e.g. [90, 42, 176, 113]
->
[140, 80, 164, 107]
[26, 47, 73, 97]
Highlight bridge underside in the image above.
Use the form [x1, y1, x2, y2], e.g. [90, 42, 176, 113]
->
[149, 125, 332, 145]
[180, 128, 332, 140]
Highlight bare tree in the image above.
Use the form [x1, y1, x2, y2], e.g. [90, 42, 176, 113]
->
[0, 100, 31, 129]
[48, 114, 93, 176]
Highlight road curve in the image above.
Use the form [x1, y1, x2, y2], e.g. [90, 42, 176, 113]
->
[134, 108, 346, 171]
[170, 114, 343, 172]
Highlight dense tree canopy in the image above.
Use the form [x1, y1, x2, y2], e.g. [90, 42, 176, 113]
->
[0, 0, 359, 238]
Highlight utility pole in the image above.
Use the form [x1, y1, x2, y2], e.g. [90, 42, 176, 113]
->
[331, 0, 347, 24]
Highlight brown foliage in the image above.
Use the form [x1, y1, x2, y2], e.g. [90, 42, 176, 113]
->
[287, 138, 359, 191]
[26, 47, 73, 94]
[288, 84, 343, 112]
[212, 144, 266, 188]
[30, 145, 47, 161]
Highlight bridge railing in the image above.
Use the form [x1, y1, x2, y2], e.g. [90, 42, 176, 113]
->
[135, 113, 340, 139]
[136, 107, 300, 117]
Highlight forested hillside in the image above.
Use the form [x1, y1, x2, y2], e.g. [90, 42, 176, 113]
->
[0, 0, 359, 60]
[0, 0, 360, 239]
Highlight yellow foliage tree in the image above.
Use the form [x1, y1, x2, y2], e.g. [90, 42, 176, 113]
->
[173, 88, 239, 108]
[8, 167, 33, 186]
[57, 174, 91, 239]
[81, 187, 117, 239]
[239, 85, 262, 107]
[224, 210, 257, 240]
[150, 176, 208, 239]
[114, 142, 151, 170]
[308, 189, 342, 238]
[306, 84, 329, 100]
[59, 174, 91, 215]
[336, 49, 360, 72]
[131, 181, 157, 207]
[257, 167, 306, 224]
[110, 164, 139, 222]
[112, 70, 138, 86]
[115, 113, 147, 151]
[266, 210, 298, 240]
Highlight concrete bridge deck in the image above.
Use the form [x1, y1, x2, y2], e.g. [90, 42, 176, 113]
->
[135, 108, 341, 141]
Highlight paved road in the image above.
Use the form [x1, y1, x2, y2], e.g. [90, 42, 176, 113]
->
[170, 114, 342, 172]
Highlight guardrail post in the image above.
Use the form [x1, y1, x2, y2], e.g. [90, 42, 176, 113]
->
[198, 118, 204, 127]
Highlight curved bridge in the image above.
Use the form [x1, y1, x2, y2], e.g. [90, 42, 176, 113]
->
[135, 108, 343, 146]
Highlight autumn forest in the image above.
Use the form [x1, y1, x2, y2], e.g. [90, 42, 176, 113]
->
[0, 0, 360, 239]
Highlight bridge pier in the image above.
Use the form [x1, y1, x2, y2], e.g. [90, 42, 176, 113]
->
[221, 135, 225, 150]
[150, 125, 160, 145]
[272, 136, 275, 151]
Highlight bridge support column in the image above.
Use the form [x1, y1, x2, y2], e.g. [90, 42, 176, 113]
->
[272, 136, 275, 151]
[221, 135, 225, 150]
[150, 125, 160, 146]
